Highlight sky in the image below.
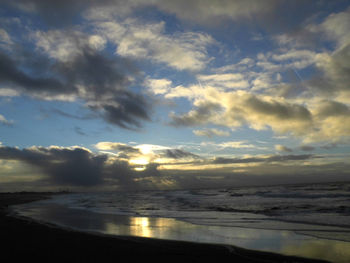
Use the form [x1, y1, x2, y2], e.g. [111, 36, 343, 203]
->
[0, 0, 350, 192]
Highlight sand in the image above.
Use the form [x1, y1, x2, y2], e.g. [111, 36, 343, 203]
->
[0, 192, 330, 262]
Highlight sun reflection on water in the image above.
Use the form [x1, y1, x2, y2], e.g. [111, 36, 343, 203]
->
[131, 217, 151, 237]
[105, 216, 184, 239]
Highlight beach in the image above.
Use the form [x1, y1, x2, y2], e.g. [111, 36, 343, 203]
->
[0, 192, 330, 262]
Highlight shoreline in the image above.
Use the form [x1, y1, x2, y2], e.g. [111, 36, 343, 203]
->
[0, 192, 330, 262]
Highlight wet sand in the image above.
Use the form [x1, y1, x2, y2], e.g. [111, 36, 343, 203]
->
[0, 192, 329, 262]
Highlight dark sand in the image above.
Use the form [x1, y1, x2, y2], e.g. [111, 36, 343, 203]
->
[0, 192, 330, 262]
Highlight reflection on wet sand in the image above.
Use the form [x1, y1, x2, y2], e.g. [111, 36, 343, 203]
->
[282, 239, 350, 263]
[105, 216, 198, 241]
[104, 216, 350, 263]
[15, 203, 350, 263]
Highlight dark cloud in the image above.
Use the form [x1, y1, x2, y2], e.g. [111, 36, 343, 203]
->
[104, 161, 161, 190]
[212, 156, 262, 164]
[0, 144, 347, 191]
[170, 101, 222, 126]
[212, 154, 314, 164]
[4, 0, 102, 27]
[0, 146, 106, 186]
[0, 145, 160, 189]
[316, 101, 350, 118]
[100, 91, 150, 129]
[321, 143, 337, 150]
[0, 35, 151, 129]
[95, 142, 140, 154]
[275, 144, 293, 153]
[300, 145, 315, 151]
[245, 95, 312, 121]
[74, 127, 87, 136]
[267, 154, 315, 162]
[309, 43, 350, 96]
[0, 51, 70, 96]
[163, 149, 199, 159]
[153, 0, 280, 26]
[52, 108, 96, 120]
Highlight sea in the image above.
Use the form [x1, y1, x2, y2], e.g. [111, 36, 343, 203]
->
[12, 182, 350, 262]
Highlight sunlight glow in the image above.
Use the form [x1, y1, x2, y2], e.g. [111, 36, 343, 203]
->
[129, 158, 149, 166]
[134, 167, 146, 171]
[129, 157, 149, 171]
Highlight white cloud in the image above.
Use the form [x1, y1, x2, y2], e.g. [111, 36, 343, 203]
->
[0, 88, 20, 97]
[88, 34, 106, 50]
[271, 49, 317, 70]
[0, 114, 13, 126]
[94, 19, 214, 71]
[320, 7, 350, 48]
[145, 78, 172, 95]
[216, 57, 255, 73]
[153, 0, 279, 25]
[95, 142, 130, 151]
[198, 73, 249, 90]
[0, 28, 13, 49]
[193, 128, 230, 138]
[34, 30, 107, 62]
[218, 141, 256, 149]
[256, 49, 317, 73]
[275, 144, 293, 152]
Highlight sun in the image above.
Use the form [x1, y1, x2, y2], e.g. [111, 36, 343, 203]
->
[136, 144, 153, 154]
[129, 157, 149, 171]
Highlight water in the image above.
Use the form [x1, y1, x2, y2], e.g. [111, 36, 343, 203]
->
[12, 182, 350, 262]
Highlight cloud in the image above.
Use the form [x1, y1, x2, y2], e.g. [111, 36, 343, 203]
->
[0, 144, 163, 190]
[193, 128, 230, 138]
[319, 7, 350, 48]
[303, 100, 350, 143]
[0, 51, 71, 99]
[271, 8, 350, 100]
[95, 141, 201, 164]
[33, 29, 106, 62]
[162, 149, 199, 160]
[244, 95, 311, 122]
[315, 101, 350, 118]
[74, 127, 87, 136]
[311, 44, 350, 98]
[4, 0, 107, 27]
[212, 154, 315, 164]
[153, 0, 279, 25]
[197, 73, 249, 90]
[170, 101, 223, 126]
[256, 49, 317, 73]
[0, 114, 13, 126]
[96, 19, 214, 71]
[51, 108, 96, 120]
[0, 145, 106, 186]
[169, 90, 313, 137]
[7, 0, 281, 28]
[218, 141, 256, 149]
[0, 28, 13, 49]
[275, 144, 293, 153]
[144, 78, 172, 95]
[300, 145, 315, 152]
[1, 143, 348, 191]
[95, 141, 140, 153]
[0, 30, 151, 129]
